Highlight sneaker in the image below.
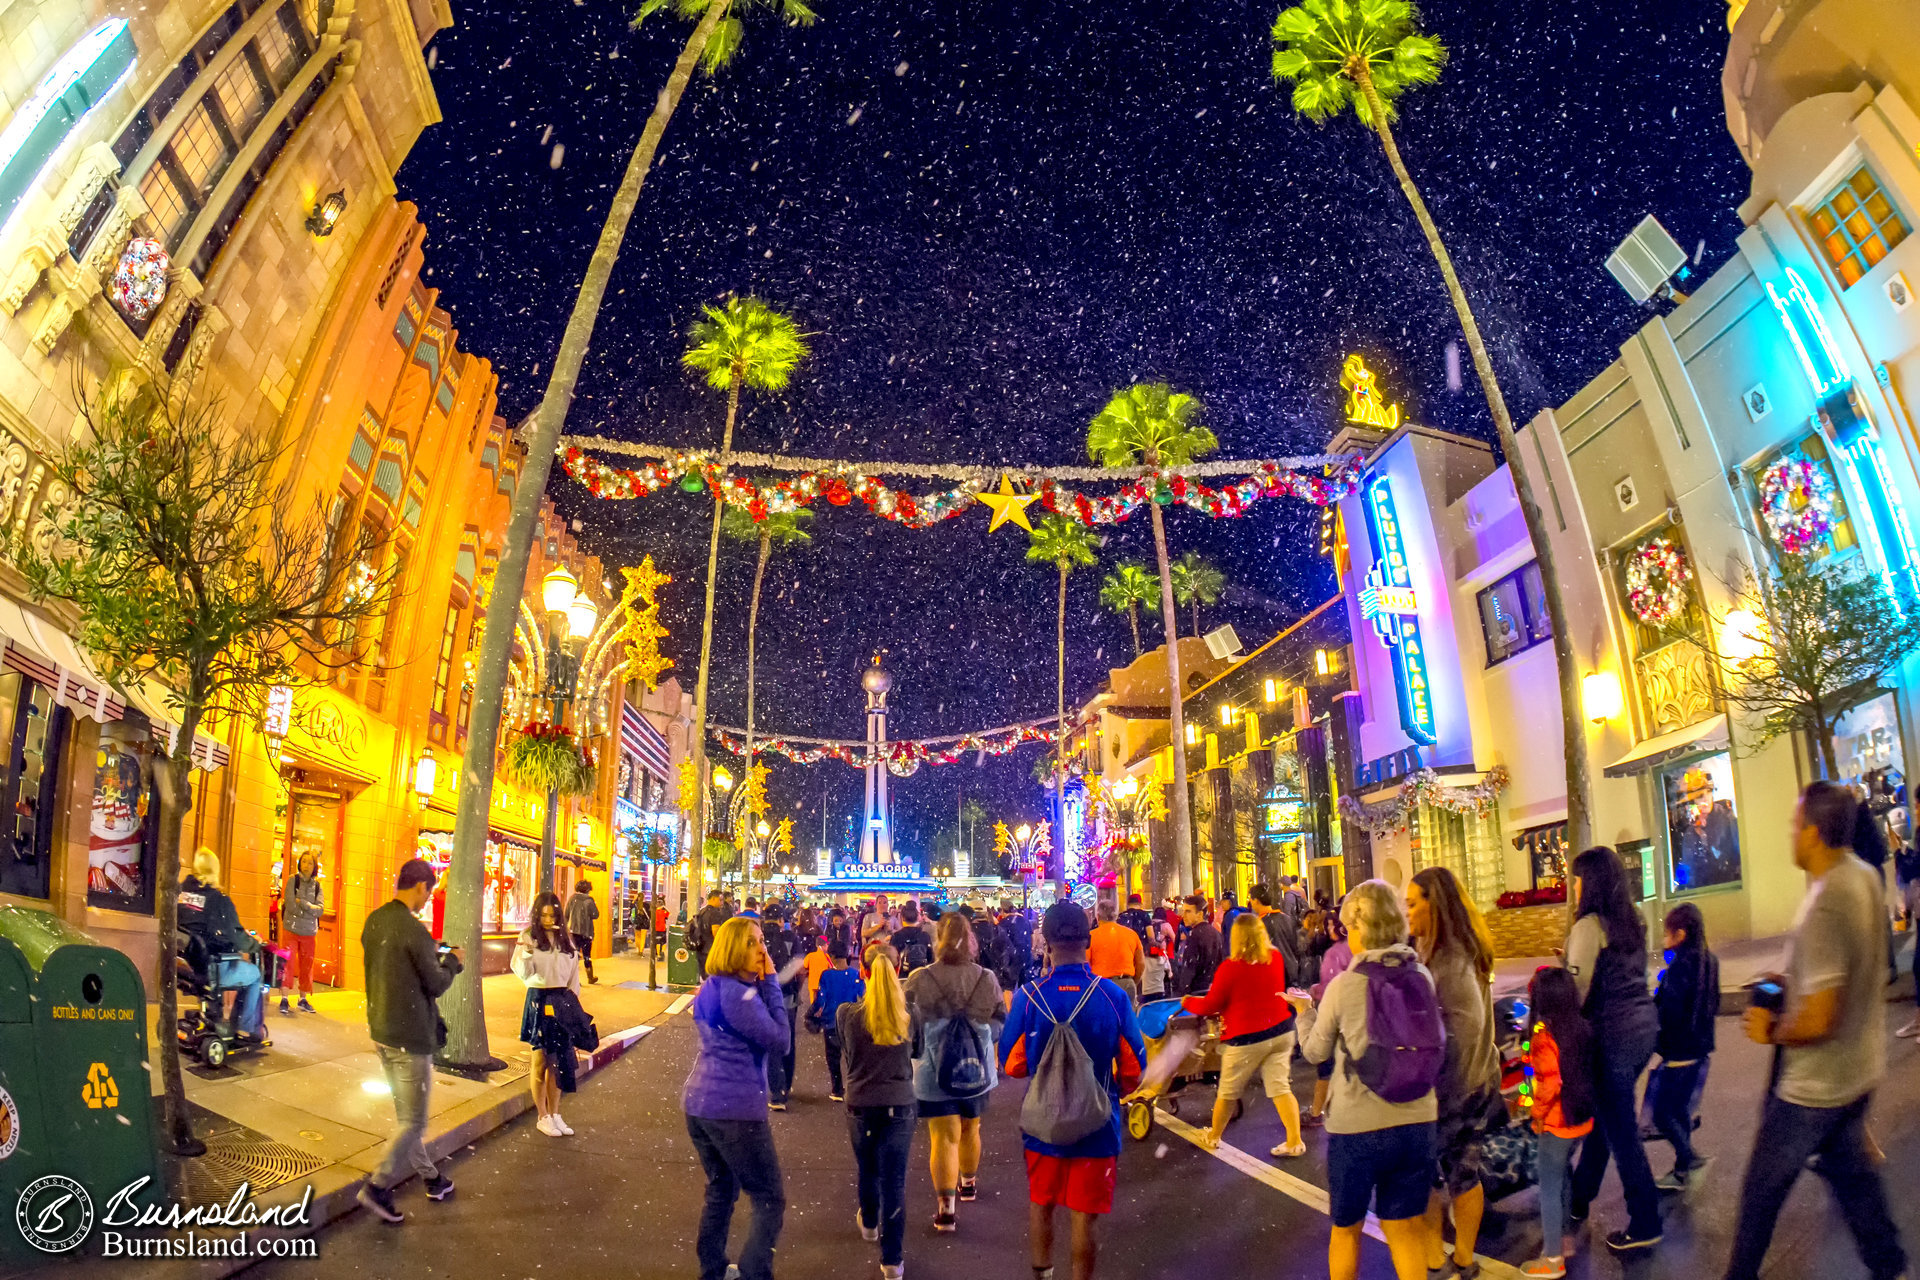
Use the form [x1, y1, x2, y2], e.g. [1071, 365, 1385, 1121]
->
[297, 998, 316, 1013]
[857, 1210, 879, 1243]
[536, 1115, 563, 1137]
[932, 1210, 957, 1233]
[881, 1266, 904, 1280]
[552, 1114, 574, 1135]
[1654, 1169, 1689, 1192]
[356, 1183, 404, 1224]
[1301, 1112, 1325, 1128]
[770, 1100, 789, 1112]
[1604, 1228, 1662, 1254]
[1270, 1140, 1307, 1158]
[1452, 1262, 1481, 1280]
[958, 1177, 978, 1202]
[1521, 1258, 1566, 1279]
[279, 997, 291, 1015]
[424, 1175, 455, 1201]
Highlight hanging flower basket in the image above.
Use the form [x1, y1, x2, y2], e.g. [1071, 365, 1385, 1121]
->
[504, 722, 597, 796]
[108, 237, 170, 322]
[1625, 535, 1693, 628]
[1758, 458, 1836, 555]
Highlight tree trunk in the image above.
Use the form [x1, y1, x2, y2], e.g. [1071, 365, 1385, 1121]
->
[1149, 500, 1194, 896]
[1127, 604, 1141, 658]
[1191, 600, 1200, 640]
[1357, 66, 1592, 853]
[688, 376, 742, 904]
[440, 0, 729, 1068]
[151, 732, 203, 1156]
[745, 534, 770, 775]
[1055, 562, 1069, 898]
[1815, 719, 1839, 778]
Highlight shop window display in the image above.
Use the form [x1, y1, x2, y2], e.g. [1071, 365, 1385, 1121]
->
[0, 674, 70, 901]
[1834, 692, 1907, 850]
[1663, 752, 1741, 893]
[87, 740, 160, 914]
[1476, 561, 1552, 666]
[486, 834, 536, 933]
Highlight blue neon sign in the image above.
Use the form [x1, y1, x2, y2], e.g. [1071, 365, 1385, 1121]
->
[1359, 472, 1437, 746]
[1766, 267, 1849, 398]
[0, 21, 137, 234]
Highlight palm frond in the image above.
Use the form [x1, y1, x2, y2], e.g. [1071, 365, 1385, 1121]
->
[682, 295, 809, 393]
[700, 15, 745, 72]
[1269, 0, 1445, 124]
[1025, 515, 1099, 572]
[1087, 382, 1217, 468]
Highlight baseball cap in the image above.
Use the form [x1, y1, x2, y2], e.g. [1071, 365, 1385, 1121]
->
[396, 857, 438, 890]
[1041, 900, 1091, 946]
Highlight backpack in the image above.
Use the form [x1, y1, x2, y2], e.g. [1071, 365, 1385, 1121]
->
[934, 973, 996, 1097]
[899, 932, 934, 976]
[686, 912, 708, 951]
[1018, 980, 1111, 1146]
[1348, 956, 1445, 1104]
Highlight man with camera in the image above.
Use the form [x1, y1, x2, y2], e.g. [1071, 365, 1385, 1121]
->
[1724, 781, 1906, 1280]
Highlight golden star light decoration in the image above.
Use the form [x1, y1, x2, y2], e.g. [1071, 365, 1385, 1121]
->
[975, 472, 1040, 532]
[619, 556, 674, 691]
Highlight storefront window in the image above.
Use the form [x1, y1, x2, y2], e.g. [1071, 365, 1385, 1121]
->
[0, 674, 71, 900]
[87, 742, 159, 914]
[1663, 751, 1741, 892]
[1834, 691, 1907, 848]
[1477, 562, 1552, 666]
[486, 834, 537, 933]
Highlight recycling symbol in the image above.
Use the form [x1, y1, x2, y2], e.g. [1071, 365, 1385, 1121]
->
[81, 1063, 117, 1110]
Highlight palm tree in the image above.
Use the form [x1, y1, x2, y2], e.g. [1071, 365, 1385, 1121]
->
[1028, 514, 1099, 895]
[960, 795, 989, 865]
[1100, 561, 1158, 658]
[722, 502, 812, 779]
[439, 0, 819, 1070]
[1271, 0, 1590, 848]
[682, 298, 809, 892]
[1088, 383, 1217, 896]
[1170, 551, 1225, 638]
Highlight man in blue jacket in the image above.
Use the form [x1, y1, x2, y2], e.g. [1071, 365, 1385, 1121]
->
[1001, 901, 1146, 1280]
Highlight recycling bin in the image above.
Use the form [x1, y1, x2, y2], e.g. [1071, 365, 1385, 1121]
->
[0, 934, 46, 1262]
[667, 923, 699, 986]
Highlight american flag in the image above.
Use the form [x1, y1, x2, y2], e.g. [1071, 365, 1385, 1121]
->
[621, 703, 671, 779]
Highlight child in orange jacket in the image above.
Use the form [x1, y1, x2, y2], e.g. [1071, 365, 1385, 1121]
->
[1522, 966, 1595, 1279]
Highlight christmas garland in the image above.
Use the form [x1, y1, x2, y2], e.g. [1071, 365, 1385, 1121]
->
[1624, 536, 1693, 628]
[1758, 458, 1836, 555]
[559, 445, 1360, 529]
[503, 722, 598, 796]
[1338, 766, 1511, 839]
[711, 719, 1058, 768]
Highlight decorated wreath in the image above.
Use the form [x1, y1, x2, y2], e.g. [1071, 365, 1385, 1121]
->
[1625, 535, 1693, 628]
[1758, 458, 1836, 556]
[503, 722, 597, 796]
[108, 237, 170, 322]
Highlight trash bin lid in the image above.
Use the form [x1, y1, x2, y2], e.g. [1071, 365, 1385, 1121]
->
[0, 906, 96, 973]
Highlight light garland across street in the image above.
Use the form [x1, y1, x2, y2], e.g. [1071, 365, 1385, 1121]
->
[710, 716, 1059, 768]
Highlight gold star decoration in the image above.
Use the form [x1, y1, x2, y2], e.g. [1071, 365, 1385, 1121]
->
[619, 556, 674, 690]
[975, 472, 1040, 532]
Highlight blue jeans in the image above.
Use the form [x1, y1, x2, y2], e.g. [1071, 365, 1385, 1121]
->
[848, 1105, 914, 1265]
[210, 956, 265, 1036]
[1570, 1036, 1661, 1239]
[769, 998, 798, 1104]
[1538, 1130, 1581, 1255]
[1724, 1092, 1905, 1280]
[686, 1115, 785, 1280]
[372, 1045, 437, 1189]
[1651, 1060, 1705, 1172]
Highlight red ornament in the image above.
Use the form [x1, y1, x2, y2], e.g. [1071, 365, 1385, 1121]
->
[826, 479, 852, 505]
[748, 499, 768, 521]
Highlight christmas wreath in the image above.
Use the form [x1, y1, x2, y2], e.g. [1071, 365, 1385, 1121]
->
[108, 237, 170, 322]
[1758, 458, 1835, 555]
[1625, 535, 1692, 627]
[503, 722, 597, 796]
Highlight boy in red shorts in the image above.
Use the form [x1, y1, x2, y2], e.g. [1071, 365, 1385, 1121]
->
[1001, 901, 1147, 1280]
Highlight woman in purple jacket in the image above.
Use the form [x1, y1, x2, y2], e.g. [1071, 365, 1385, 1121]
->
[683, 917, 792, 1280]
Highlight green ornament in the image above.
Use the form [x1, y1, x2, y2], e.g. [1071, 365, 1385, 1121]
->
[1152, 483, 1173, 506]
[680, 473, 705, 493]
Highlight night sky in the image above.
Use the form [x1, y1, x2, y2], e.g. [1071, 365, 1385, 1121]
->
[395, 0, 1750, 859]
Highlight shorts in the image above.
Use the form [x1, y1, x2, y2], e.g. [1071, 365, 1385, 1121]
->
[1327, 1122, 1435, 1228]
[1024, 1151, 1117, 1216]
[1433, 1088, 1503, 1196]
[918, 1095, 988, 1120]
[1216, 1030, 1295, 1103]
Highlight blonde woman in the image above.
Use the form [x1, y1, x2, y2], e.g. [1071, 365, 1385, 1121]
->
[178, 848, 266, 1039]
[1181, 911, 1304, 1156]
[839, 951, 921, 1280]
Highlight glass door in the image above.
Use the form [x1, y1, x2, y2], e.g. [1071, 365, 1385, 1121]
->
[284, 789, 343, 985]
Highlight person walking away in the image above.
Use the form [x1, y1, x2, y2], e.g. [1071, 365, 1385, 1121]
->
[1306, 909, 1353, 1127]
[1651, 902, 1718, 1190]
[811, 940, 865, 1101]
[840, 951, 921, 1280]
[514, 892, 583, 1137]
[1117, 894, 1154, 953]
[1723, 782, 1908, 1280]
[1180, 912, 1304, 1157]
[805, 927, 837, 1008]
[906, 913, 1005, 1229]
[1087, 902, 1146, 1005]
[761, 907, 802, 1111]
[278, 852, 323, 1014]
[1000, 902, 1146, 1280]
[892, 901, 935, 975]
[1407, 867, 1504, 1278]
[1562, 845, 1664, 1253]
[1172, 895, 1225, 997]
[356, 858, 461, 1222]
[179, 849, 268, 1041]
[997, 901, 1034, 989]
[566, 879, 600, 985]
[690, 890, 733, 978]
[1281, 876, 1309, 926]
[1250, 883, 1307, 992]
[1522, 966, 1595, 1279]
[1293, 880, 1441, 1280]
[684, 917, 791, 1280]
[1141, 938, 1171, 1003]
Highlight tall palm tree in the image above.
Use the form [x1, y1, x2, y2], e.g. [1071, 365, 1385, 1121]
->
[440, 0, 820, 1069]
[1088, 383, 1217, 896]
[1271, 0, 1591, 848]
[721, 502, 812, 778]
[1028, 514, 1100, 897]
[960, 795, 989, 865]
[1171, 551, 1225, 638]
[683, 299, 809, 892]
[1100, 561, 1158, 658]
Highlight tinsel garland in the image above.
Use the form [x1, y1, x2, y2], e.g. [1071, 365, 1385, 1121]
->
[559, 445, 1360, 529]
[1338, 766, 1511, 839]
[712, 719, 1058, 767]
[1758, 457, 1836, 555]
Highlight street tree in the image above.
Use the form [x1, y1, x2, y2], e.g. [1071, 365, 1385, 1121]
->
[12, 386, 390, 1155]
[1087, 383, 1218, 896]
[721, 501, 812, 779]
[443, 0, 822, 1071]
[1271, 0, 1592, 848]
[682, 300, 809, 894]
[1027, 514, 1100, 895]
[1171, 551, 1225, 638]
[1100, 561, 1158, 657]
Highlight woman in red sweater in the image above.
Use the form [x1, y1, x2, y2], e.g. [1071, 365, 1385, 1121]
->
[1182, 912, 1305, 1158]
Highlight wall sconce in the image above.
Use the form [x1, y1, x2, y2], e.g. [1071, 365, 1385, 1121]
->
[1218, 703, 1234, 727]
[1184, 722, 1200, 745]
[1315, 648, 1335, 676]
[575, 817, 593, 849]
[412, 747, 437, 810]
[1581, 671, 1624, 724]
[1720, 608, 1770, 667]
[1263, 677, 1279, 705]
[305, 188, 347, 237]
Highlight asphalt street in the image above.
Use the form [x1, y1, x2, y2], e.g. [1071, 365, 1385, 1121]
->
[249, 989, 1920, 1280]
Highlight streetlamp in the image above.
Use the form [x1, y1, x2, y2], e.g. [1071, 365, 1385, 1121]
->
[536, 564, 600, 894]
[412, 747, 437, 812]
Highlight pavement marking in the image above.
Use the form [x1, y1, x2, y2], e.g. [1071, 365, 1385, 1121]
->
[607, 1024, 654, 1046]
[666, 994, 694, 1017]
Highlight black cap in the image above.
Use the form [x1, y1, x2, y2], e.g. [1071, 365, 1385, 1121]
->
[1041, 900, 1091, 946]
[396, 858, 438, 891]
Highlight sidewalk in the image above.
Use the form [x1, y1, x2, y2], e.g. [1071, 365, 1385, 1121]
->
[4, 950, 690, 1280]
[1494, 929, 1912, 1009]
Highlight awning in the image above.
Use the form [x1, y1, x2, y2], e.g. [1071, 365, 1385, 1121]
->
[0, 598, 123, 722]
[118, 681, 232, 774]
[1603, 714, 1729, 779]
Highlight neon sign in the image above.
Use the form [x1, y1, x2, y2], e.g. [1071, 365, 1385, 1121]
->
[1766, 267, 1848, 397]
[0, 21, 138, 233]
[834, 860, 922, 881]
[1360, 471, 1437, 746]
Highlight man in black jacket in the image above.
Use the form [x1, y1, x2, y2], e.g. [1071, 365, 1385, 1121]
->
[357, 858, 462, 1224]
[1173, 895, 1225, 996]
[760, 907, 801, 1110]
[689, 890, 732, 978]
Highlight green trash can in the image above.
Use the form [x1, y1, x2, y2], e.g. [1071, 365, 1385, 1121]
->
[0, 905, 156, 1257]
[667, 923, 699, 987]
[0, 934, 47, 1262]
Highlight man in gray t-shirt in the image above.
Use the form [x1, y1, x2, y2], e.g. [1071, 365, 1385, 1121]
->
[1722, 783, 1905, 1280]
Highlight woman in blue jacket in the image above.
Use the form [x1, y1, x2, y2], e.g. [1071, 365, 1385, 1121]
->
[683, 917, 791, 1280]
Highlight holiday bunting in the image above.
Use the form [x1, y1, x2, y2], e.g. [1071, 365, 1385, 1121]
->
[1338, 766, 1511, 839]
[710, 718, 1058, 768]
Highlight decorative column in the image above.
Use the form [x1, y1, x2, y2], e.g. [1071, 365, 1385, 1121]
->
[0, 142, 121, 316]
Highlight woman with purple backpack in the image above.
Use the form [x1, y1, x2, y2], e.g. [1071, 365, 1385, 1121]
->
[1295, 879, 1442, 1280]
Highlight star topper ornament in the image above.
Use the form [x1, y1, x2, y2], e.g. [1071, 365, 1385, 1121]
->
[975, 472, 1040, 532]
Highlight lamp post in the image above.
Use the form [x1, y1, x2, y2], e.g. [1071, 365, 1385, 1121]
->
[537, 564, 599, 894]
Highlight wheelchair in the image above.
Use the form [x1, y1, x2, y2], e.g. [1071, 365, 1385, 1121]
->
[176, 931, 273, 1068]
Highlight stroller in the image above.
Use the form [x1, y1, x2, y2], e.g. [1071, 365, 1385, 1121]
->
[1121, 997, 1238, 1141]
